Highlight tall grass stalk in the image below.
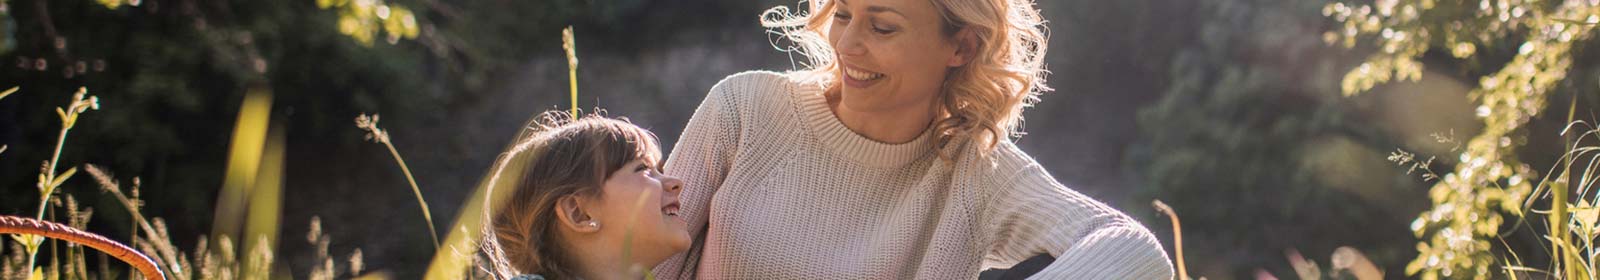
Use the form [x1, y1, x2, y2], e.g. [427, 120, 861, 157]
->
[36, 87, 97, 220]
[355, 114, 442, 250]
[1551, 94, 1579, 279]
[1503, 94, 1600, 279]
[17, 87, 98, 280]
[563, 26, 578, 117]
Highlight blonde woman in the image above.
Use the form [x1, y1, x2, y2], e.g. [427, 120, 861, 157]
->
[654, 0, 1174, 278]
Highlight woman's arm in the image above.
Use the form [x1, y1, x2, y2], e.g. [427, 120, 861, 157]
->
[652, 74, 745, 280]
[986, 163, 1174, 279]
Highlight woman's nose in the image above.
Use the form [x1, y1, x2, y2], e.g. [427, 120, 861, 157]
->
[835, 24, 867, 57]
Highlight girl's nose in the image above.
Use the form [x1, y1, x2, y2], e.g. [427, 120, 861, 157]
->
[663, 176, 684, 193]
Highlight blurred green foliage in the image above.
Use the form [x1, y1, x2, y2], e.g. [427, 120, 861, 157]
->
[1323, 0, 1600, 278]
[316, 0, 419, 46]
[1128, 0, 1429, 277]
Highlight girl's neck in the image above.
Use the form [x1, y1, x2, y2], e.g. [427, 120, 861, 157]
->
[567, 240, 652, 280]
[572, 264, 635, 280]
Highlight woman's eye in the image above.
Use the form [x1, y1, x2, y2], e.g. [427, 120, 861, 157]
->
[833, 12, 851, 22]
[872, 25, 895, 34]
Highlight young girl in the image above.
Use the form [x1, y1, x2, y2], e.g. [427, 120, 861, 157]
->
[482, 111, 691, 280]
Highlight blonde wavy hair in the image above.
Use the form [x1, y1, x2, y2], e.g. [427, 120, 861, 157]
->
[761, 0, 1051, 158]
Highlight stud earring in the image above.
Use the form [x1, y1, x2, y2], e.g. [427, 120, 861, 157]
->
[583, 221, 600, 229]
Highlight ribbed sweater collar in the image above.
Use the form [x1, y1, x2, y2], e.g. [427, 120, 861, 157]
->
[791, 81, 936, 167]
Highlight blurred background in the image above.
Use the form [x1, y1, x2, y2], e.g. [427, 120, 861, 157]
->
[2, 0, 1600, 279]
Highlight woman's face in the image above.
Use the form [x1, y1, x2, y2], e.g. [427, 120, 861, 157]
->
[827, 0, 963, 112]
[589, 156, 691, 263]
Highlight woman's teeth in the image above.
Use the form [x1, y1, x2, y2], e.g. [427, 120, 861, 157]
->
[845, 68, 882, 81]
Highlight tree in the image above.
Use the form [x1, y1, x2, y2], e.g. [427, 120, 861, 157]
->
[1323, 0, 1600, 278]
[1130, 0, 1431, 277]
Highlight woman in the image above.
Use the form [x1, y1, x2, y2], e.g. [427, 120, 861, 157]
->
[654, 0, 1174, 278]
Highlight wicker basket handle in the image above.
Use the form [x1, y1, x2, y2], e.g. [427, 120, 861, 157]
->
[0, 215, 165, 280]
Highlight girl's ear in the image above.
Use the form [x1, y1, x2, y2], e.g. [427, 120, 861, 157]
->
[948, 28, 978, 67]
[555, 195, 601, 233]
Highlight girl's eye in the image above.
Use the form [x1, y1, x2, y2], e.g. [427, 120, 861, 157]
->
[833, 11, 851, 22]
[635, 164, 651, 173]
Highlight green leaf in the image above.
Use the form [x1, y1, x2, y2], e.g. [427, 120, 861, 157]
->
[1572, 204, 1599, 236]
[10, 233, 42, 249]
[50, 167, 77, 189]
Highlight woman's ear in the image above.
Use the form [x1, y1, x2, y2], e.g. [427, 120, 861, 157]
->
[555, 195, 601, 234]
[948, 28, 979, 67]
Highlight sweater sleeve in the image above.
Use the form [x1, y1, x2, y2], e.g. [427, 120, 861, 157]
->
[652, 74, 745, 280]
[986, 163, 1174, 279]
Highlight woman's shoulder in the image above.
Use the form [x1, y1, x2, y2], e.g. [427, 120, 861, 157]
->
[710, 70, 819, 101]
[713, 70, 791, 86]
[703, 70, 816, 119]
[951, 138, 1045, 184]
[707, 70, 805, 100]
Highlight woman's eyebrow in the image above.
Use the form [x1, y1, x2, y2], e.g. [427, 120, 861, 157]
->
[837, 0, 906, 17]
[866, 6, 905, 17]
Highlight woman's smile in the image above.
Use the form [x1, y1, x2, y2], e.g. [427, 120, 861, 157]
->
[842, 63, 886, 88]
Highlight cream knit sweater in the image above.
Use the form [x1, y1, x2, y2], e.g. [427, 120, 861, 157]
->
[652, 71, 1174, 279]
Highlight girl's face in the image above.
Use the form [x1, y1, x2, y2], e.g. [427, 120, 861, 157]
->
[589, 155, 691, 263]
[827, 0, 964, 112]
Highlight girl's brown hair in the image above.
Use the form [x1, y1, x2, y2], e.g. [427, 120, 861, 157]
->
[479, 110, 661, 279]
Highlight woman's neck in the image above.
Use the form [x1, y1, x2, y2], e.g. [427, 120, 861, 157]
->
[826, 90, 937, 144]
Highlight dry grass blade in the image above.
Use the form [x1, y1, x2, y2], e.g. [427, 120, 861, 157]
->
[212, 88, 272, 248]
[425, 141, 529, 279]
[0, 215, 165, 280]
[354, 113, 442, 250]
[0, 86, 17, 101]
[1152, 199, 1188, 280]
[0, 88, 12, 162]
[84, 164, 193, 279]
